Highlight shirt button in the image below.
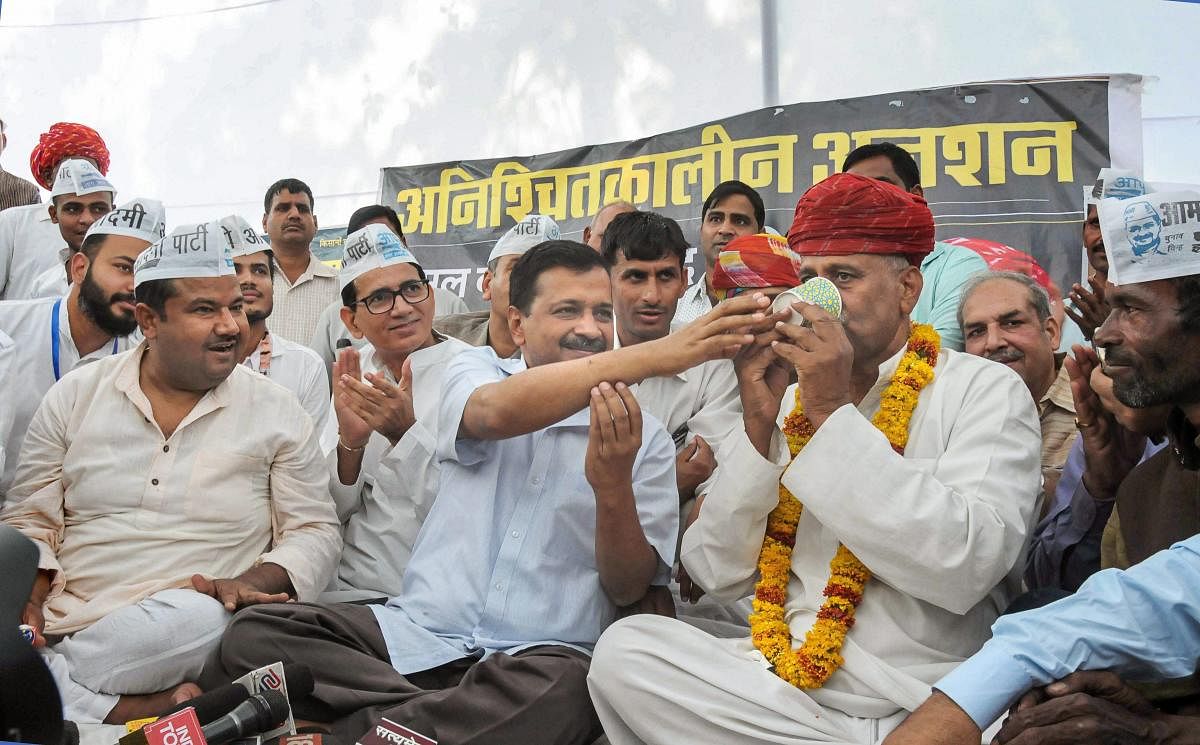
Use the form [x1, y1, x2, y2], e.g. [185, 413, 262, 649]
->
[162, 445, 170, 453]
[494, 583, 503, 591]
[532, 476, 542, 486]
[511, 531, 519, 538]
[151, 478, 159, 486]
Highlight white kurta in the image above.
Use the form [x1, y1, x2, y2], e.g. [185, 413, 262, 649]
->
[242, 331, 331, 432]
[319, 335, 471, 601]
[0, 343, 342, 634]
[588, 345, 1042, 744]
[27, 264, 68, 299]
[0, 329, 14, 489]
[0, 296, 137, 500]
[0, 202, 65, 300]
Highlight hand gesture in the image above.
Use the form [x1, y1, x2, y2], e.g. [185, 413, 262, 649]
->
[655, 294, 770, 375]
[336, 349, 416, 447]
[585, 382, 642, 493]
[191, 574, 291, 613]
[997, 671, 1168, 744]
[675, 435, 716, 503]
[1065, 276, 1110, 341]
[333, 347, 372, 448]
[1066, 345, 1146, 502]
[769, 302, 855, 429]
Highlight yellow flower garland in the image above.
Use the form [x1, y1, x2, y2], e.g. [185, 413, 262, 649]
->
[749, 323, 940, 689]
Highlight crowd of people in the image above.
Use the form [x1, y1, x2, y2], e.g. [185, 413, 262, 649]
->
[0, 118, 1197, 745]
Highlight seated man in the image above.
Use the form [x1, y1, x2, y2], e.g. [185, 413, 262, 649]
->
[0, 195, 162, 501]
[309, 204, 468, 377]
[587, 173, 1041, 744]
[434, 212, 560, 356]
[200, 240, 770, 744]
[224, 214, 330, 430]
[0, 221, 340, 724]
[0, 123, 110, 300]
[28, 160, 119, 300]
[321, 223, 470, 601]
[884, 211, 1200, 745]
[958, 270, 1075, 503]
[843, 142, 988, 351]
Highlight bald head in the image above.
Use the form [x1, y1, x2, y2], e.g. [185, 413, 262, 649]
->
[583, 201, 636, 251]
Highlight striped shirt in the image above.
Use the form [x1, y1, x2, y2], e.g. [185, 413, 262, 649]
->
[266, 254, 339, 345]
[0, 167, 40, 212]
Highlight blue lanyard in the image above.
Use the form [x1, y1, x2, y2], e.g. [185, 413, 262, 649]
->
[50, 298, 119, 382]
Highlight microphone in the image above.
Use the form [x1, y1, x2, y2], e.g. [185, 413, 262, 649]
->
[157, 683, 251, 725]
[201, 690, 290, 745]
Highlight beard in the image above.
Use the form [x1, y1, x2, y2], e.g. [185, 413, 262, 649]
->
[78, 268, 138, 338]
[246, 308, 271, 324]
[1107, 347, 1200, 408]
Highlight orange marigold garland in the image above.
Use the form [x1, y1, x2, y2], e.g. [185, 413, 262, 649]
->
[749, 323, 940, 689]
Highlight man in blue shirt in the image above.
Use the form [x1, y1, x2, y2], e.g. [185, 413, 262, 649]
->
[884, 264, 1200, 744]
[200, 240, 771, 744]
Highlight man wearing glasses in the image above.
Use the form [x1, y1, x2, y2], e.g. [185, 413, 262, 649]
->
[321, 223, 470, 601]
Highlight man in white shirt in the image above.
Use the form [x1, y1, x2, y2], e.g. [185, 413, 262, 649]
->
[672, 180, 765, 328]
[0, 330, 14, 484]
[308, 205, 468, 378]
[320, 223, 470, 600]
[200, 240, 772, 744]
[0, 123, 111, 300]
[0, 220, 340, 724]
[433, 213, 560, 356]
[0, 196, 163, 500]
[587, 173, 1042, 745]
[224, 214, 329, 430]
[262, 178, 338, 344]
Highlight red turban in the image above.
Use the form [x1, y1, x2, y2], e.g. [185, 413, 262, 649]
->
[787, 173, 934, 267]
[29, 122, 110, 190]
[710, 233, 801, 300]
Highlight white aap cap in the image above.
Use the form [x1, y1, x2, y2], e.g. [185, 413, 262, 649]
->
[1087, 168, 1147, 206]
[338, 223, 420, 292]
[49, 158, 116, 200]
[487, 214, 560, 263]
[134, 221, 235, 288]
[84, 198, 166, 246]
[219, 215, 269, 258]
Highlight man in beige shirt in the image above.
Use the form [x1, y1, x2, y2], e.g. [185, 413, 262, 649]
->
[262, 178, 338, 344]
[959, 270, 1077, 503]
[1, 220, 341, 724]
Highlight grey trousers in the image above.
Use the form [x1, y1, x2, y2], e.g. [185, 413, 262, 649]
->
[198, 602, 601, 745]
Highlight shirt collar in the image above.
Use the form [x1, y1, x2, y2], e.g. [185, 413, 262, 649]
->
[272, 255, 338, 284]
[37, 205, 53, 223]
[1040, 355, 1076, 414]
[115, 341, 234, 425]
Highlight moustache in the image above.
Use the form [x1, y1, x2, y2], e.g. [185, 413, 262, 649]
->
[560, 333, 607, 354]
[1102, 347, 1136, 368]
[109, 293, 135, 305]
[984, 348, 1024, 364]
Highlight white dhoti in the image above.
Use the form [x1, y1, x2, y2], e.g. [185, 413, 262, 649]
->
[588, 615, 906, 745]
[40, 589, 232, 722]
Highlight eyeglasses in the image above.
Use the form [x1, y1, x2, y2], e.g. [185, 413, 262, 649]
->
[354, 280, 432, 314]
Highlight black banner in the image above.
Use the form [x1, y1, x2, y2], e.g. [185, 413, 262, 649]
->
[379, 78, 1117, 309]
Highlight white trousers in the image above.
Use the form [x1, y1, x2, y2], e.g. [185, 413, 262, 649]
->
[588, 615, 906, 745]
[40, 589, 231, 722]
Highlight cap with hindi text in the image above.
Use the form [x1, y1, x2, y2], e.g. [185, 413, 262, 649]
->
[219, 215, 269, 258]
[487, 214, 561, 263]
[49, 158, 116, 199]
[84, 198, 166, 245]
[134, 221, 235, 288]
[339, 224, 419, 292]
[1100, 188, 1200, 285]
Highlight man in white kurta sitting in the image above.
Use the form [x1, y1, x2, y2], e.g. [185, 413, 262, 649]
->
[587, 173, 1043, 745]
[224, 214, 330, 430]
[0, 221, 341, 725]
[321, 223, 470, 601]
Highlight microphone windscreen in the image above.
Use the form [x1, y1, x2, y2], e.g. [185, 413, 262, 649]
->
[254, 690, 291, 730]
[281, 663, 314, 699]
[159, 683, 251, 724]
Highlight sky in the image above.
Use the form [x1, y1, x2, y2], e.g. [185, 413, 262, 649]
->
[1, 0, 1198, 228]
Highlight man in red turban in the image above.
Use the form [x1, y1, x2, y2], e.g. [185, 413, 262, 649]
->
[709, 232, 801, 301]
[588, 170, 1042, 745]
[0, 122, 111, 300]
